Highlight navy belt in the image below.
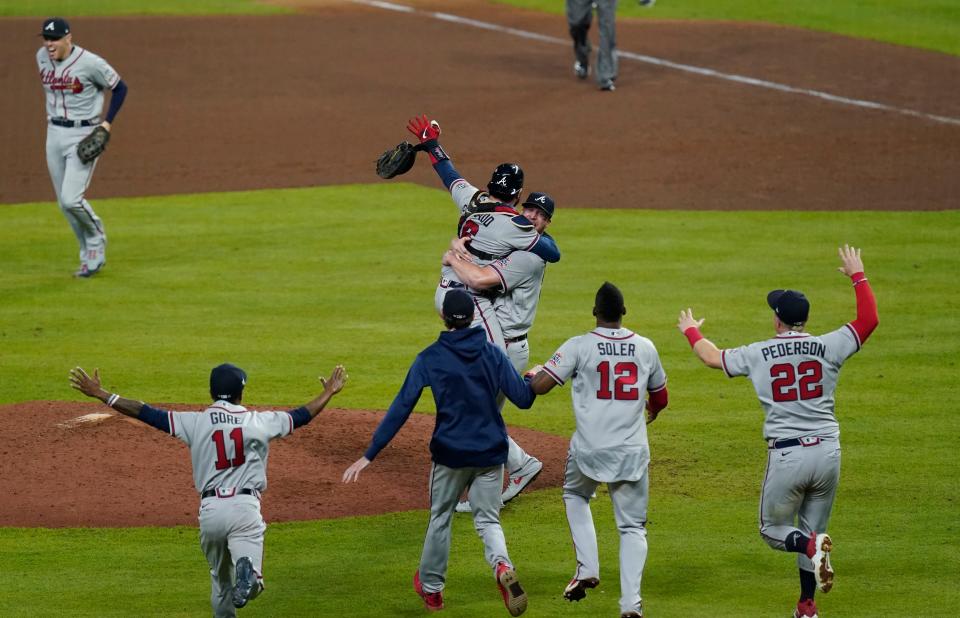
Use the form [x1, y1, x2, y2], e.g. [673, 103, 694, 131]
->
[767, 437, 821, 449]
[201, 488, 259, 499]
[505, 334, 528, 344]
[50, 118, 99, 128]
[467, 244, 497, 262]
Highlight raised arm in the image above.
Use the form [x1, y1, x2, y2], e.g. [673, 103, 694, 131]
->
[677, 309, 723, 369]
[69, 366, 146, 418]
[407, 115, 460, 189]
[837, 245, 878, 344]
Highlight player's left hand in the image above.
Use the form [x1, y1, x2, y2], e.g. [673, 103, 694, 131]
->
[342, 456, 371, 483]
[69, 366, 104, 398]
[406, 114, 441, 144]
[677, 308, 704, 333]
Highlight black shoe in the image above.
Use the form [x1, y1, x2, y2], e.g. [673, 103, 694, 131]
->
[574, 61, 589, 79]
[599, 80, 616, 91]
[232, 557, 260, 608]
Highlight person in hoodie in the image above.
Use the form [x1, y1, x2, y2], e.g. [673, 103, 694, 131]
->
[342, 289, 536, 617]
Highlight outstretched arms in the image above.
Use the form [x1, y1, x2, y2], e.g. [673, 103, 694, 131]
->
[69, 367, 146, 418]
[407, 115, 459, 188]
[837, 245, 878, 344]
[677, 310, 723, 369]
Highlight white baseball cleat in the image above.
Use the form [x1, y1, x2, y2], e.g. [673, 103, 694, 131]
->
[501, 458, 543, 503]
[574, 61, 589, 79]
[454, 500, 472, 513]
[809, 532, 834, 593]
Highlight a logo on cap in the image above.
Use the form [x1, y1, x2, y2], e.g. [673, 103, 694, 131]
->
[495, 176, 508, 187]
[45, 22, 55, 30]
[534, 195, 547, 203]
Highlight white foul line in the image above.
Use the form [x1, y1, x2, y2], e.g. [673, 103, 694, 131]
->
[352, 0, 960, 127]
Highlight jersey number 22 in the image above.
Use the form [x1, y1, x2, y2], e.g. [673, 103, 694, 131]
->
[212, 428, 246, 470]
[770, 361, 823, 402]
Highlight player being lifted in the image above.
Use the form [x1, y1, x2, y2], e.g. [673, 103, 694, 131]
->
[677, 245, 878, 618]
[69, 362, 347, 618]
[408, 115, 558, 506]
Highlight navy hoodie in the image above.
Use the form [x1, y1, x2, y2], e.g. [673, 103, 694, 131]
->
[364, 326, 536, 468]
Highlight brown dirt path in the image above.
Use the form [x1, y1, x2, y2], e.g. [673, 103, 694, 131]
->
[0, 401, 569, 527]
[1, 2, 957, 209]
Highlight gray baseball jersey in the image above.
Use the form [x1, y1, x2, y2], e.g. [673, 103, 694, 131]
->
[37, 45, 119, 121]
[543, 327, 667, 482]
[489, 251, 546, 341]
[167, 400, 294, 493]
[721, 327, 860, 440]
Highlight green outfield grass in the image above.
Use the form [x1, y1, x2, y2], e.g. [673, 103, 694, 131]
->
[0, 0, 286, 16]
[498, 0, 960, 56]
[1, 185, 958, 616]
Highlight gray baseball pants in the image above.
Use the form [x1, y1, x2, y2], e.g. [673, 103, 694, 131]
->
[566, 0, 619, 85]
[564, 455, 648, 615]
[759, 438, 841, 572]
[198, 495, 266, 618]
[419, 462, 511, 592]
[45, 124, 106, 269]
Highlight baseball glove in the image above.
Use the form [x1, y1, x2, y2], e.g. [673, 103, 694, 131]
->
[77, 126, 111, 164]
[376, 141, 422, 179]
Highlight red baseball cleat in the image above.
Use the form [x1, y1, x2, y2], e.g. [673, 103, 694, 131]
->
[495, 562, 527, 616]
[793, 598, 819, 618]
[413, 569, 444, 612]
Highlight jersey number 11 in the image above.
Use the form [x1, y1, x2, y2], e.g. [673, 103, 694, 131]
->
[212, 428, 246, 470]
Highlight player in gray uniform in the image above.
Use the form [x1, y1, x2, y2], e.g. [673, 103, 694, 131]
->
[408, 116, 558, 504]
[526, 282, 668, 618]
[677, 245, 878, 618]
[36, 18, 128, 277]
[69, 362, 347, 618]
[442, 192, 557, 511]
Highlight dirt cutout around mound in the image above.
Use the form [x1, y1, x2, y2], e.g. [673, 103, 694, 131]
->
[1, 2, 957, 208]
[0, 401, 569, 527]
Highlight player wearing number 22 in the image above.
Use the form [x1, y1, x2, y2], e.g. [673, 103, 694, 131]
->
[69, 362, 347, 618]
[528, 282, 668, 618]
[677, 245, 878, 618]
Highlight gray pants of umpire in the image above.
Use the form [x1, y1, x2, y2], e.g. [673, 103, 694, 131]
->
[567, 0, 619, 85]
[418, 462, 512, 592]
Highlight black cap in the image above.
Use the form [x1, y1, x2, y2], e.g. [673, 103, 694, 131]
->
[487, 163, 524, 201]
[522, 192, 555, 220]
[41, 17, 70, 40]
[210, 363, 247, 402]
[767, 289, 810, 326]
[442, 289, 475, 322]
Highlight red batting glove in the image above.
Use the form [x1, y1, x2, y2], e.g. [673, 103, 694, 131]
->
[406, 114, 441, 144]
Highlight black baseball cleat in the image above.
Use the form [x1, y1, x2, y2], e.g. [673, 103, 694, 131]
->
[563, 576, 599, 601]
[599, 80, 616, 92]
[574, 61, 589, 79]
[232, 557, 261, 608]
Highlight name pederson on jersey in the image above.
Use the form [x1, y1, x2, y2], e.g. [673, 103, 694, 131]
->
[162, 400, 296, 494]
[37, 45, 120, 121]
[543, 327, 667, 482]
[721, 327, 862, 440]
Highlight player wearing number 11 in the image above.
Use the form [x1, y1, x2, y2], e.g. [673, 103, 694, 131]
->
[677, 245, 878, 618]
[68, 362, 347, 618]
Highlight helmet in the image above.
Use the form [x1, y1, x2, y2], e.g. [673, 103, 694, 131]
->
[486, 163, 524, 201]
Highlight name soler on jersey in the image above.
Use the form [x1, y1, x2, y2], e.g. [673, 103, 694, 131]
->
[597, 342, 637, 356]
[760, 340, 827, 361]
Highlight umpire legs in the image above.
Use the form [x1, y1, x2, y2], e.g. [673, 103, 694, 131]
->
[566, 0, 593, 68]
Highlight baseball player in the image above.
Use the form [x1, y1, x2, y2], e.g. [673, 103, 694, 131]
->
[343, 289, 536, 616]
[407, 115, 557, 503]
[69, 362, 347, 617]
[37, 17, 128, 277]
[677, 245, 878, 618]
[526, 282, 668, 618]
[442, 192, 557, 512]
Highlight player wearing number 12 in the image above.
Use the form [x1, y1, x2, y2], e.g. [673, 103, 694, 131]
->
[69, 362, 347, 618]
[677, 245, 878, 618]
[527, 282, 668, 618]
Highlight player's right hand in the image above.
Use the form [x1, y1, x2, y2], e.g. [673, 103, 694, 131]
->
[69, 366, 104, 399]
[837, 244, 865, 276]
[321, 365, 348, 395]
[406, 114, 441, 144]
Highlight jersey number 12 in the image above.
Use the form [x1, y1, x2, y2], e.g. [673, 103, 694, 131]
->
[212, 428, 246, 470]
[596, 361, 640, 400]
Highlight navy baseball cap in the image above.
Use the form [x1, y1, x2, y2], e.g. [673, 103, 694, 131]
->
[40, 17, 70, 40]
[442, 289, 475, 322]
[522, 192, 555, 220]
[767, 289, 810, 325]
[210, 363, 247, 401]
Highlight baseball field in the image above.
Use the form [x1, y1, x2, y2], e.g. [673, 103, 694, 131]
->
[1, 1, 958, 616]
